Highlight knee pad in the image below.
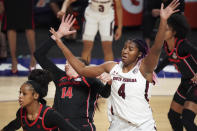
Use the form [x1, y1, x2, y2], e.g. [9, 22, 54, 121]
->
[182, 109, 197, 131]
[168, 109, 183, 131]
[168, 109, 181, 121]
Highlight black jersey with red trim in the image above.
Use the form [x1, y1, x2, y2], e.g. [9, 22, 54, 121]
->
[34, 38, 111, 122]
[163, 38, 197, 79]
[21, 104, 57, 131]
[3, 104, 79, 131]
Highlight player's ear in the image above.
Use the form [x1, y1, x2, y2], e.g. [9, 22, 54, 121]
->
[33, 92, 39, 100]
[172, 30, 176, 37]
[138, 52, 142, 58]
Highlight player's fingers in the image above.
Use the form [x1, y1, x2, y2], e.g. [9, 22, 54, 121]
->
[169, 0, 178, 7]
[65, 14, 70, 23]
[67, 30, 77, 35]
[68, 15, 74, 24]
[70, 18, 76, 27]
[62, 14, 65, 23]
[172, 9, 180, 14]
[172, 1, 180, 10]
[160, 3, 164, 10]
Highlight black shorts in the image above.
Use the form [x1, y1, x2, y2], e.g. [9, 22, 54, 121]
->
[173, 79, 197, 105]
[52, 119, 96, 131]
[2, 0, 35, 31]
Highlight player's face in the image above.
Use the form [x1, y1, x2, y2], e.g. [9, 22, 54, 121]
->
[121, 41, 140, 66]
[164, 25, 175, 41]
[65, 61, 78, 77]
[18, 84, 36, 107]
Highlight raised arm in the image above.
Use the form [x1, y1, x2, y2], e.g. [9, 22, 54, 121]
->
[57, 0, 77, 19]
[141, 0, 180, 74]
[114, 0, 123, 40]
[49, 15, 116, 77]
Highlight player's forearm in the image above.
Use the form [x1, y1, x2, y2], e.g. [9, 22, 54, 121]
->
[143, 18, 167, 73]
[116, 1, 123, 29]
[55, 39, 86, 75]
[61, 0, 76, 12]
[50, 2, 60, 14]
[152, 19, 167, 51]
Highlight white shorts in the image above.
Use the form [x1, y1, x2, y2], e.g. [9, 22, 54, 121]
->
[82, 6, 114, 42]
[108, 115, 156, 131]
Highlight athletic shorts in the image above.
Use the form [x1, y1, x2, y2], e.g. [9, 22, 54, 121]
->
[173, 79, 197, 105]
[82, 6, 114, 42]
[52, 119, 96, 131]
[2, 0, 35, 31]
[108, 115, 156, 131]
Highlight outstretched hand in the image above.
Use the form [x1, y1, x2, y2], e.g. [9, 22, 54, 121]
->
[50, 27, 62, 42]
[160, 0, 180, 20]
[53, 14, 77, 39]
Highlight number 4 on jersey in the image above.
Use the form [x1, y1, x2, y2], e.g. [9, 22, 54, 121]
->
[118, 84, 125, 99]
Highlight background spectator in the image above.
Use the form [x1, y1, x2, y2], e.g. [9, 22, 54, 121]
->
[1, 0, 36, 73]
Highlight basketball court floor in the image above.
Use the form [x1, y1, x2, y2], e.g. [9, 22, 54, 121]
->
[2, 77, 196, 131]
[1, 28, 197, 130]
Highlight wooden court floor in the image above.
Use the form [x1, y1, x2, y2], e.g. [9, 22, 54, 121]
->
[0, 77, 196, 131]
[0, 96, 173, 131]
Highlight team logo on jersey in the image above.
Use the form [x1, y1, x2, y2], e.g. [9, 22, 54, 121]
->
[121, 0, 143, 14]
[112, 71, 118, 75]
[132, 68, 138, 74]
[172, 52, 178, 59]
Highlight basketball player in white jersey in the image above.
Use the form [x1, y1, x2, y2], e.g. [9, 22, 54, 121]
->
[57, 0, 122, 64]
[81, 0, 122, 64]
[49, 0, 180, 130]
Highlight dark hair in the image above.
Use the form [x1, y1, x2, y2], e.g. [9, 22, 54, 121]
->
[167, 14, 190, 39]
[26, 69, 52, 105]
[126, 38, 149, 60]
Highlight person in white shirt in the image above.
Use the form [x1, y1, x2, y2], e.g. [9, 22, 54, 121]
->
[49, 0, 180, 130]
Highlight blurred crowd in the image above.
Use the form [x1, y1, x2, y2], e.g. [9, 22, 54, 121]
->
[0, 0, 189, 73]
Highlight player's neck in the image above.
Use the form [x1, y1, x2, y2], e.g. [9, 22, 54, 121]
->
[123, 61, 137, 73]
[166, 37, 175, 51]
[26, 102, 40, 116]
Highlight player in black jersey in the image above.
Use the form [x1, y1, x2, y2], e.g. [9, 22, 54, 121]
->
[34, 16, 111, 131]
[155, 14, 197, 131]
[1, 69, 79, 131]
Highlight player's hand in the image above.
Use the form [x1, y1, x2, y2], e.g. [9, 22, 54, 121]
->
[50, 27, 62, 42]
[57, 14, 76, 38]
[160, 0, 180, 20]
[114, 27, 122, 40]
[152, 9, 160, 17]
[57, 11, 65, 19]
[97, 72, 111, 84]
[191, 73, 197, 84]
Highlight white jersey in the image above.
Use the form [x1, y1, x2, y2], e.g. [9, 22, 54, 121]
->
[109, 61, 154, 126]
[89, 0, 113, 13]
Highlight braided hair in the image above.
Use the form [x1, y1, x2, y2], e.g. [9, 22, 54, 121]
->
[25, 69, 52, 105]
[127, 38, 149, 60]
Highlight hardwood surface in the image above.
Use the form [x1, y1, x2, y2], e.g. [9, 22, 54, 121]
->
[0, 77, 196, 131]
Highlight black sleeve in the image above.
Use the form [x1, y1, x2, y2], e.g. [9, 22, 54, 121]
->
[34, 38, 65, 81]
[44, 109, 80, 131]
[88, 78, 111, 98]
[178, 40, 197, 59]
[2, 109, 21, 131]
[155, 56, 171, 74]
